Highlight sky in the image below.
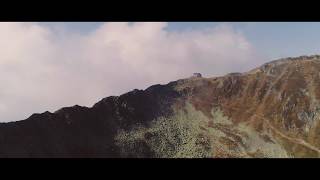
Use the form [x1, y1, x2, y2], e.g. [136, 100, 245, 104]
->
[0, 22, 320, 122]
[41, 22, 320, 60]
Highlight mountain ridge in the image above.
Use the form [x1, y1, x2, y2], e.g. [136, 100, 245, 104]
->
[1, 55, 320, 158]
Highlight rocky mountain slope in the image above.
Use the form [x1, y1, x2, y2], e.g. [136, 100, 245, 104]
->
[1, 55, 320, 158]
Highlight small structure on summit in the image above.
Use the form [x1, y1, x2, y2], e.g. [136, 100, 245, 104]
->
[192, 73, 202, 78]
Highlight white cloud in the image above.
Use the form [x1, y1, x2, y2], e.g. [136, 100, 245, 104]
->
[0, 22, 261, 122]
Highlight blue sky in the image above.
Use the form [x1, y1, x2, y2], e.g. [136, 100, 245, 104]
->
[41, 22, 320, 60]
[170, 22, 320, 60]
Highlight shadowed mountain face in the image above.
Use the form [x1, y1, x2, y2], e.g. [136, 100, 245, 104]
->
[1, 55, 320, 158]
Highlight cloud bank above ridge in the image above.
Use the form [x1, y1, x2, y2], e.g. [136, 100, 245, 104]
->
[0, 22, 261, 122]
